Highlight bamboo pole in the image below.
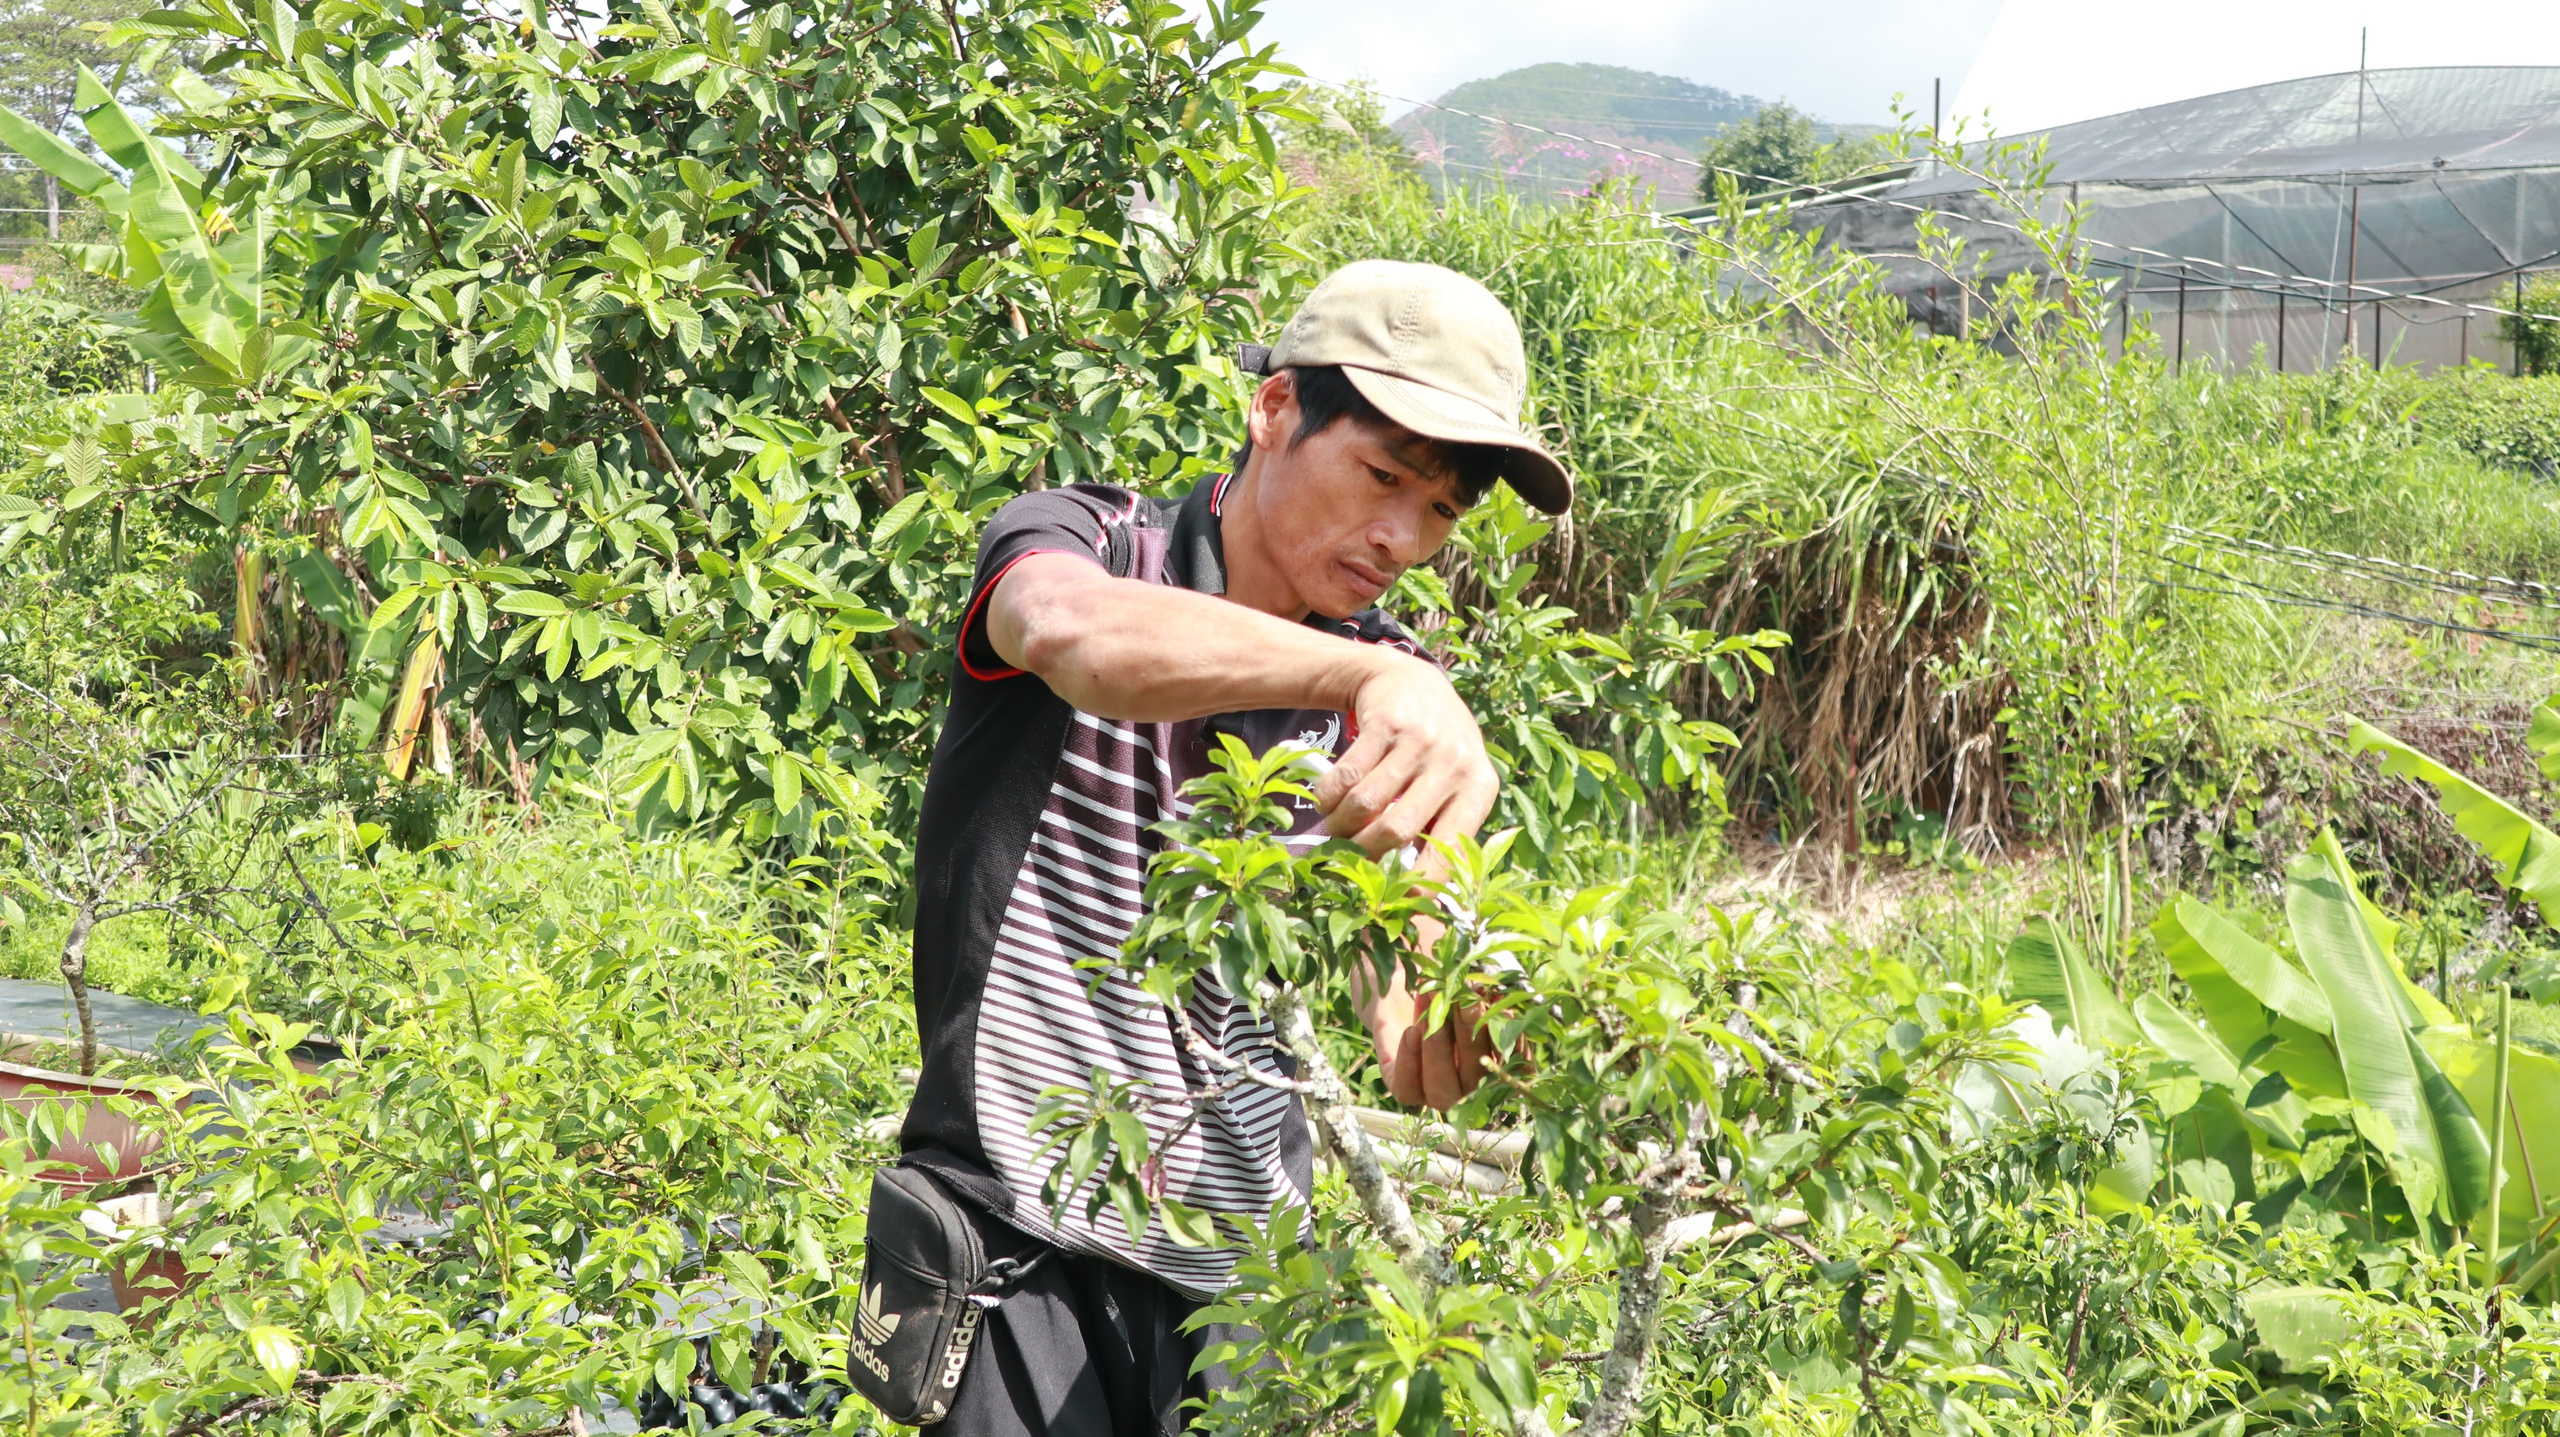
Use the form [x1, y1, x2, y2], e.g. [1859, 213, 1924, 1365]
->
[2489, 985, 2514, 1286]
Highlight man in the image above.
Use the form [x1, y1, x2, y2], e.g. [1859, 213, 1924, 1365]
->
[897, 260, 1572, 1435]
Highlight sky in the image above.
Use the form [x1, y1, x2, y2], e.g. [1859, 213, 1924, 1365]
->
[1252, 0, 2003, 128]
[1255, 0, 2560, 136]
[1953, 0, 2560, 133]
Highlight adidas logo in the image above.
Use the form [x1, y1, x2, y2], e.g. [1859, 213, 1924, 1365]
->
[856, 1283, 902, 1349]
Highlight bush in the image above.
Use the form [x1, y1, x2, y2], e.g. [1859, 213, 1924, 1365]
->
[33, 802, 912, 1432]
[2499, 274, 2560, 378]
[2413, 370, 2560, 472]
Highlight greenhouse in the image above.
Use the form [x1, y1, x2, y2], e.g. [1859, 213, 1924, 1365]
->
[1798, 66, 2560, 371]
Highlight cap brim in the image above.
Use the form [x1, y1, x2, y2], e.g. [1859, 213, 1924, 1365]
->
[1340, 367, 1574, 515]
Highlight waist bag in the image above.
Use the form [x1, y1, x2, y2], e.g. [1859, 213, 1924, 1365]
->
[845, 1165, 1045, 1425]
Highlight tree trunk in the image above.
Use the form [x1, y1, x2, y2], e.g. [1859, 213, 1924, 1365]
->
[1578, 1110, 1702, 1437]
[1264, 981, 1455, 1289]
[61, 904, 98, 1076]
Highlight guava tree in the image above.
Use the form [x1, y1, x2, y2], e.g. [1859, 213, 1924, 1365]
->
[2, 0, 1300, 830]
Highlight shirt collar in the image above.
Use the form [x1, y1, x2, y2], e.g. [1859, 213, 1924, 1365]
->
[1166, 473, 1230, 596]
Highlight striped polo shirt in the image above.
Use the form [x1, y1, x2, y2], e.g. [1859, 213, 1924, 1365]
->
[899, 475, 1429, 1297]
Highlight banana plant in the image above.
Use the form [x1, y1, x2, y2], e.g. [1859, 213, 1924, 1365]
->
[2022, 828, 2490, 1235]
[2348, 706, 2560, 1279]
[0, 66, 305, 386]
[2148, 831, 2488, 1235]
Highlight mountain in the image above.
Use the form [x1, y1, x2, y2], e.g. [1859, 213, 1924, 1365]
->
[1390, 64, 1764, 200]
[1390, 63, 1875, 203]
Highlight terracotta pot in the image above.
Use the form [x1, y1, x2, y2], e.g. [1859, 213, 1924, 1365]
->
[0, 1060, 165, 1184]
[107, 1247, 193, 1314]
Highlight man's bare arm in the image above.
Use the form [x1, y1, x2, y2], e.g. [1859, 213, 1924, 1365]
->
[985, 552, 1498, 856]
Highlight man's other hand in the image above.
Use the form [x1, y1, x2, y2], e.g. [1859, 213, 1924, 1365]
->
[1311, 653, 1499, 859]
[1381, 1002, 1497, 1111]
[1356, 954, 1497, 1113]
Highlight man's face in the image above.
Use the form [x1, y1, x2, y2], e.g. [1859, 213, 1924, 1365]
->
[1241, 375, 1472, 618]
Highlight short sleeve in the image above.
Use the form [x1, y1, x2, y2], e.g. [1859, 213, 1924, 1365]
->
[956, 485, 1132, 681]
[1323, 607, 1442, 670]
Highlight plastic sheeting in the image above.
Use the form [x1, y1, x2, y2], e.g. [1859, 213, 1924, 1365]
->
[1798, 67, 2560, 371]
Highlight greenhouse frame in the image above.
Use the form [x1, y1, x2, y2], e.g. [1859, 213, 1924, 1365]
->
[1794, 66, 2560, 372]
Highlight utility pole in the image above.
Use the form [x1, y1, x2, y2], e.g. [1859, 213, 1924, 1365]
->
[1931, 77, 1941, 144]
[2357, 27, 2368, 142]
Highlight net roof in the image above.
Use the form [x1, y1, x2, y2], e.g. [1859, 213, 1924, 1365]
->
[1800, 66, 2560, 320]
[1899, 66, 2560, 193]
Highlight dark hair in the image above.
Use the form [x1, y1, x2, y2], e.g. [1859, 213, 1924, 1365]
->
[1232, 365, 1504, 506]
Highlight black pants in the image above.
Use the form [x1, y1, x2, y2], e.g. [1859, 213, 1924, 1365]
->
[944, 1207, 1235, 1437]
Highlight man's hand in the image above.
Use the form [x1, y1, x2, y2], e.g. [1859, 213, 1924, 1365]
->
[1310, 653, 1499, 859]
[1357, 953, 1497, 1111]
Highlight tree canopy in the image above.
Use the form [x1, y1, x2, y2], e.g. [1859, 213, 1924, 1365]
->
[3, 0, 1302, 837]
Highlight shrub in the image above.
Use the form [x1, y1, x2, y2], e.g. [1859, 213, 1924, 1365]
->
[2499, 274, 2560, 378]
[4, 0, 1304, 835]
[34, 802, 911, 1432]
[2413, 370, 2560, 472]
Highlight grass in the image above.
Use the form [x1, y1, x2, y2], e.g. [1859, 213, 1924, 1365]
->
[0, 910, 196, 1008]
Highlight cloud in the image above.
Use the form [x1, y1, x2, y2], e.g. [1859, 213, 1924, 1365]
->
[1252, 0, 2004, 126]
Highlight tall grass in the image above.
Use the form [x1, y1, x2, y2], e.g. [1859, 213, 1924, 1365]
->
[1285, 151, 2560, 883]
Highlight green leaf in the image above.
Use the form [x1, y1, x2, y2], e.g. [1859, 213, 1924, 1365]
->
[2153, 896, 2347, 1101]
[2350, 718, 2560, 925]
[248, 1324, 302, 1390]
[2132, 993, 2244, 1093]
[2530, 692, 2560, 783]
[2287, 835, 2490, 1223]
[2006, 916, 2141, 1047]
[919, 386, 979, 427]
[769, 752, 801, 813]
[495, 589, 570, 617]
[2422, 1028, 2560, 1233]
[2154, 896, 2333, 1035]
[2243, 1286, 2350, 1374]
[869, 491, 929, 546]
[0, 104, 114, 196]
[325, 1276, 364, 1330]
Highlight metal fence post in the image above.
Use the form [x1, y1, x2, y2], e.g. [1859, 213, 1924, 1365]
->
[2175, 273, 2187, 374]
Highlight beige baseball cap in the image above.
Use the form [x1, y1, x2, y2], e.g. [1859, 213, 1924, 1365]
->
[1244, 259, 1573, 514]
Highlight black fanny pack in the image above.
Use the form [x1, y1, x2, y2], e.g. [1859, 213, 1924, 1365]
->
[845, 1165, 1045, 1425]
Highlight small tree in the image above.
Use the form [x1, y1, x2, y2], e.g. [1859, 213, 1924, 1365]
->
[0, 564, 273, 1074]
[1694, 101, 1891, 201]
[1032, 743, 2056, 1436]
[0, 0, 1305, 843]
[2500, 273, 2560, 377]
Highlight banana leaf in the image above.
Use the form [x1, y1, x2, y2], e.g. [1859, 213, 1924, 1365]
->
[2244, 1285, 2351, 1374]
[2152, 896, 2347, 1101]
[2287, 839, 2491, 1225]
[2136, 992, 2307, 1151]
[2421, 1030, 2560, 1233]
[2163, 1085, 2258, 1206]
[2008, 915, 2141, 1048]
[2350, 718, 2560, 927]
[2529, 694, 2560, 784]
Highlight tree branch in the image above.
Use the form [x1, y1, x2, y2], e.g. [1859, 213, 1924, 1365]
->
[585, 360, 707, 520]
[1261, 981, 1455, 1290]
[1575, 1104, 1705, 1437]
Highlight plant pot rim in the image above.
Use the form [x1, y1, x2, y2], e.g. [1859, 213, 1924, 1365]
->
[0, 1059, 148, 1095]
